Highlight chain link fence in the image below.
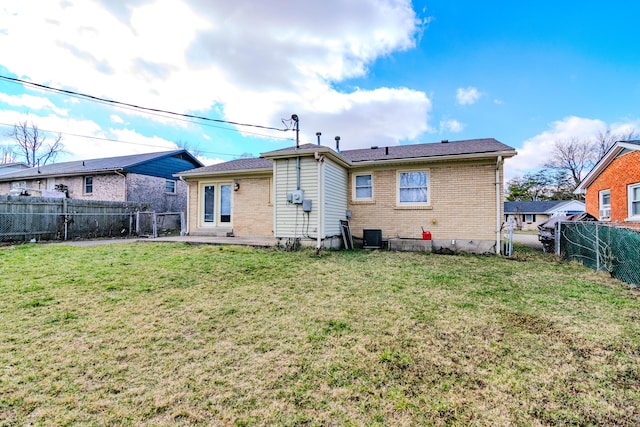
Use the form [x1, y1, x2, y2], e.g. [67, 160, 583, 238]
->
[558, 221, 640, 287]
[136, 211, 185, 238]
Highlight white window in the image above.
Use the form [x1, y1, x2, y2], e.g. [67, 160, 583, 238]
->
[397, 170, 429, 205]
[165, 179, 177, 194]
[84, 176, 93, 194]
[628, 183, 640, 220]
[599, 189, 611, 219]
[524, 214, 535, 223]
[353, 173, 373, 200]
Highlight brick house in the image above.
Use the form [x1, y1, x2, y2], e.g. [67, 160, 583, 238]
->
[504, 200, 585, 231]
[575, 140, 640, 229]
[0, 150, 203, 212]
[176, 138, 517, 254]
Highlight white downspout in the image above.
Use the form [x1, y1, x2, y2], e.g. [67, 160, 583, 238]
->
[316, 155, 324, 251]
[496, 156, 503, 255]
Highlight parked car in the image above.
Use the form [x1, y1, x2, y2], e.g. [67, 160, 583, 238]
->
[537, 212, 598, 253]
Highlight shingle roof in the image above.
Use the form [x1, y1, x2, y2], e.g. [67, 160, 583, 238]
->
[504, 201, 568, 214]
[0, 150, 200, 180]
[179, 157, 273, 175]
[177, 138, 516, 175]
[342, 138, 515, 162]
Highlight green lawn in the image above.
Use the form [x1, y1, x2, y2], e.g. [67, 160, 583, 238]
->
[1, 242, 639, 426]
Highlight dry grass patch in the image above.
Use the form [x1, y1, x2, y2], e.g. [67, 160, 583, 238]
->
[0, 243, 639, 425]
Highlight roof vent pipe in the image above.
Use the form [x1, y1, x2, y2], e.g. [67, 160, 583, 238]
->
[316, 132, 321, 146]
[335, 136, 341, 153]
[292, 114, 299, 149]
[385, 147, 389, 155]
[441, 139, 449, 143]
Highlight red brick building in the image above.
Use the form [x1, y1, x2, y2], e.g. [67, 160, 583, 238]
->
[576, 141, 640, 229]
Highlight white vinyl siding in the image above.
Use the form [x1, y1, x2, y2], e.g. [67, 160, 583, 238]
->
[322, 159, 348, 237]
[273, 157, 318, 238]
[273, 156, 348, 240]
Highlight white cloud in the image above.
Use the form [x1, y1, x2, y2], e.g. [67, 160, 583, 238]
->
[0, 0, 430, 152]
[456, 87, 481, 105]
[0, 93, 67, 116]
[439, 119, 464, 133]
[504, 116, 608, 181]
[110, 114, 125, 124]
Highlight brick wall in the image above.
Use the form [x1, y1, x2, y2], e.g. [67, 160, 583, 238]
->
[185, 175, 273, 236]
[348, 160, 501, 241]
[233, 176, 273, 236]
[585, 150, 640, 229]
[0, 174, 186, 213]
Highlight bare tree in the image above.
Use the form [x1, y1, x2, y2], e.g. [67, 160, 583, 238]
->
[174, 139, 202, 158]
[545, 137, 594, 190]
[593, 128, 638, 161]
[0, 144, 16, 164]
[9, 119, 63, 167]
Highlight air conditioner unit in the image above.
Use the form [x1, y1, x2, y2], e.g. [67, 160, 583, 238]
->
[363, 229, 382, 249]
[599, 208, 611, 219]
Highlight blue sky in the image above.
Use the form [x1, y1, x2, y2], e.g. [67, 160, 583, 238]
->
[1, 0, 639, 181]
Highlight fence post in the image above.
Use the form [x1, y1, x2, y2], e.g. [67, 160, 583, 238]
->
[595, 223, 600, 272]
[63, 198, 68, 241]
[555, 221, 561, 255]
[136, 211, 140, 235]
[152, 212, 158, 238]
[129, 213, 133, 236]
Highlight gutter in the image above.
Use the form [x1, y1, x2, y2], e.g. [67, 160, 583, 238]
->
[349, 150, 517, 168]
[174, 168, 272, 180]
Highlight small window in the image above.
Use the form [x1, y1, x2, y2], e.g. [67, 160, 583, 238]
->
[84, 176, 93, 194]
[599, 189, 611, 219]
[628, 183, 640, 220]
[524, 214, 535, 223]
[354, 173, 373, 200]
[398, 170, 429, 205]
[165, 179, 177, 194]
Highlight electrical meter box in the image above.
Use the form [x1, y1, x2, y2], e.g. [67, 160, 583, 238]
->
[302, 199, 312, 212]
[287, 189, 304, 204]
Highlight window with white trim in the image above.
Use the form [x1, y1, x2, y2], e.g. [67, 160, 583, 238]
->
[165, 179, 177, 194]
[524, 214, 535, 223]
[628, 183, 640, 220]
[397, 170, 429, 205]
[599, 189, 611, 219]
[84, 176, 93, 194]
[353, 173, 373, 200]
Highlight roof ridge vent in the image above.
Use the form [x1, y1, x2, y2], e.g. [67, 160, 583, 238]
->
[371, 146, 378, 149]
[441, 139, 449, 143]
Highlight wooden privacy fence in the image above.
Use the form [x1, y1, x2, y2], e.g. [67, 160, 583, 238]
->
[0, 196, 144, 243]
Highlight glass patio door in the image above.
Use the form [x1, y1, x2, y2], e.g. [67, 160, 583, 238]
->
[202, 183, 232, 226]
[219, 184, 231, 223]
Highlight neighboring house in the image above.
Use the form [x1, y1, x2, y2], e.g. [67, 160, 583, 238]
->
[176, 138, 517, 254]
[504, 200, 586, 231]
[0, 162, 29, 175]
[575, 140, 640, 229]
[0, 150, 203, 212]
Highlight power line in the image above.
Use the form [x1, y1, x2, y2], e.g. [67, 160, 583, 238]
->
[0, 122, 254, 159]
[0, 74, 295, 133]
